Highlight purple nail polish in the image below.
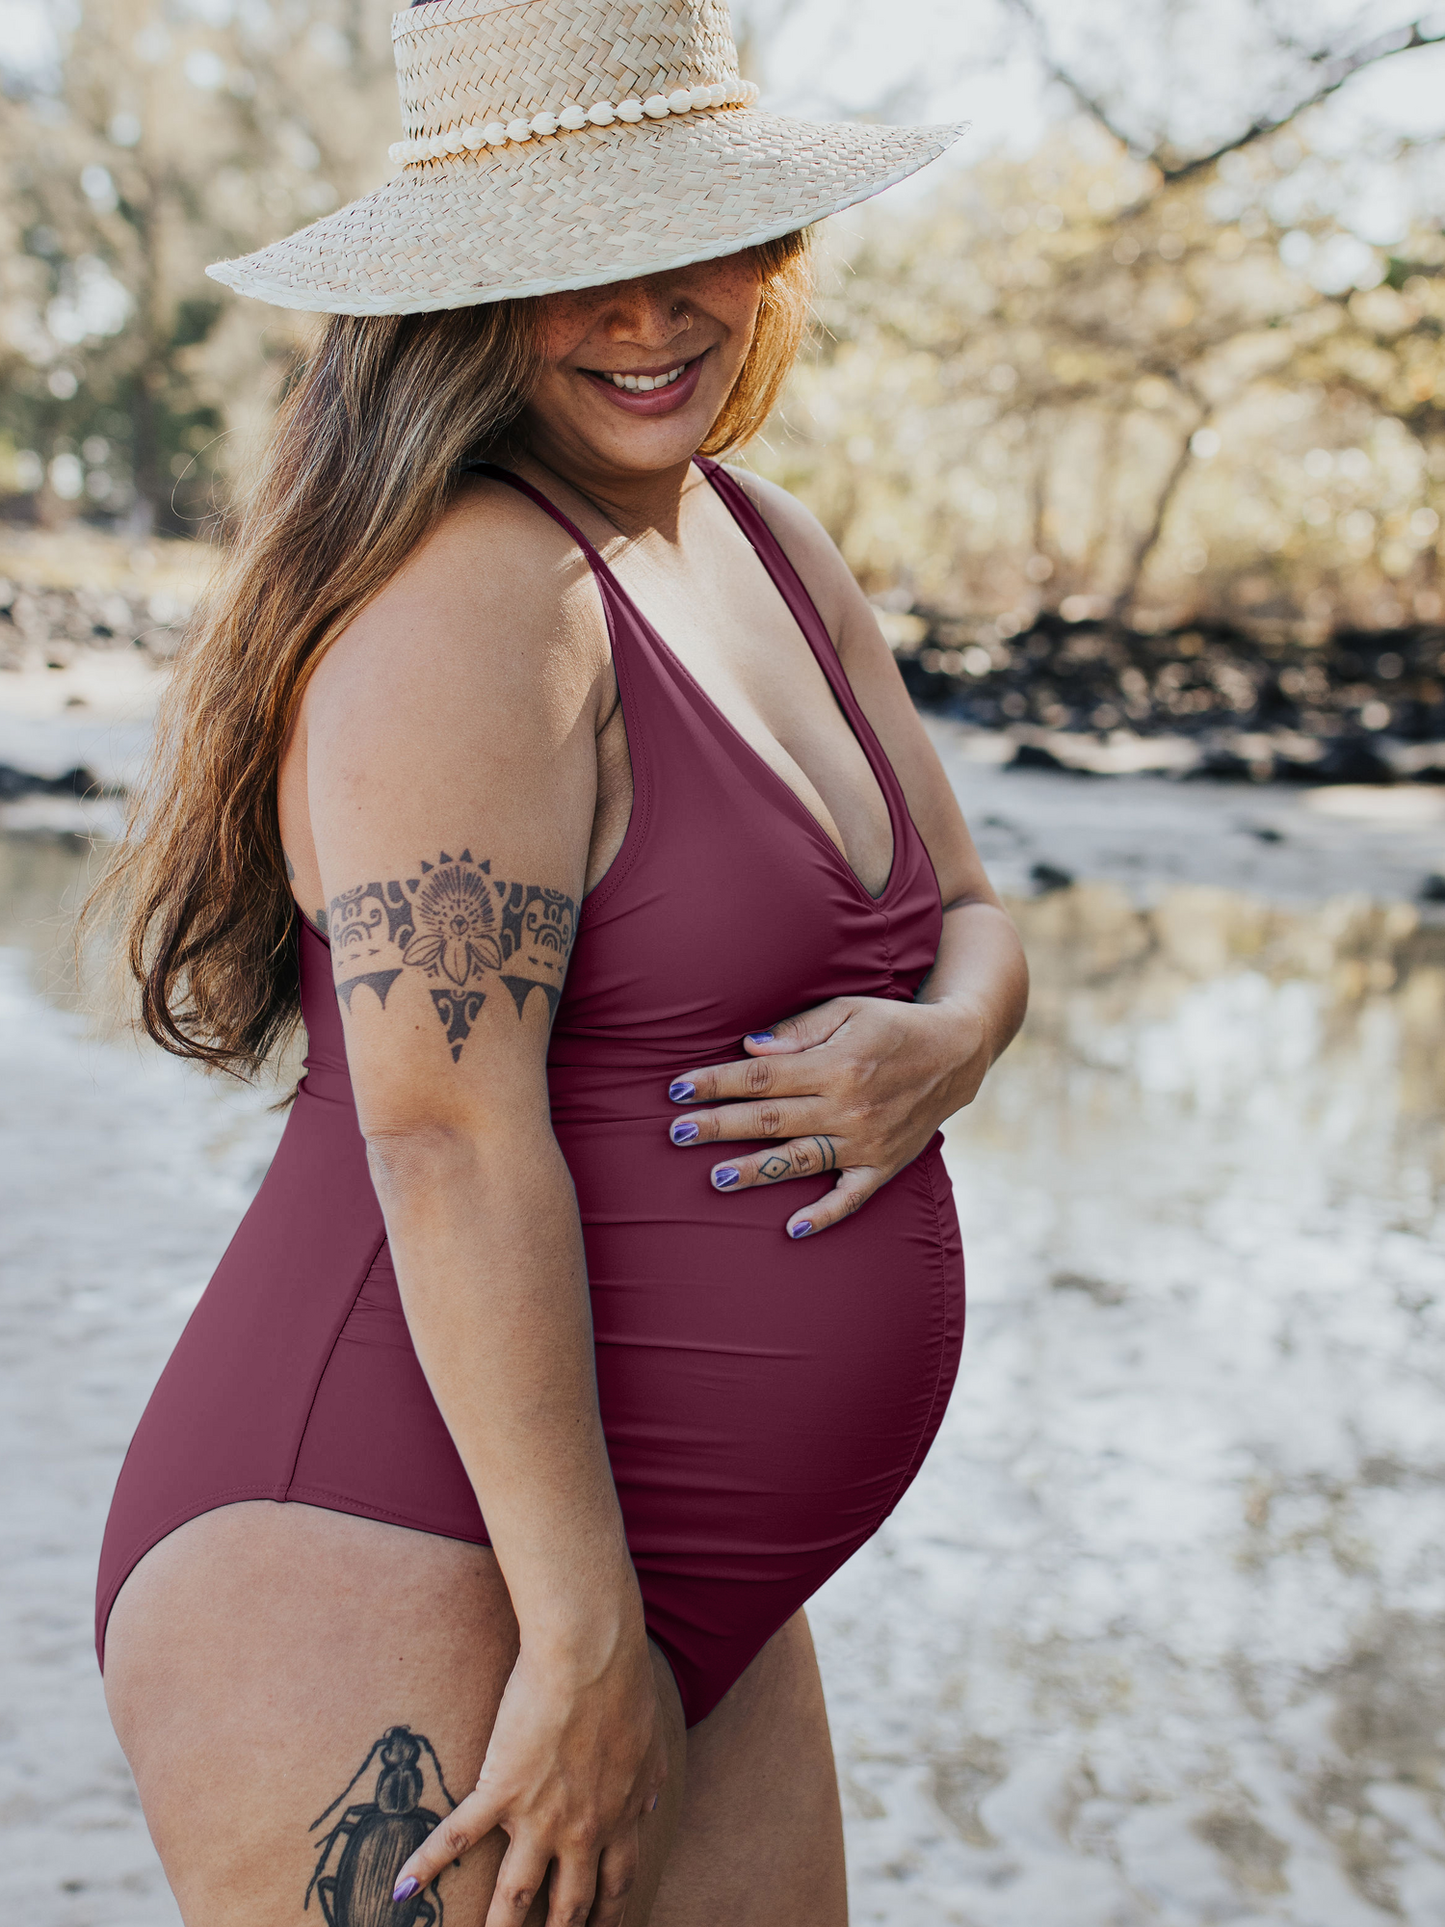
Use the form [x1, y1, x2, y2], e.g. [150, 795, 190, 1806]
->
[790, 1220, 813, 1239]
[669, 1080, 695, 1102]
[671, 1119, 699, 1144]
[714, 1166, 741, 1189]
[393, 1875, 420, 1902]
[747, 1031, 775, 1044]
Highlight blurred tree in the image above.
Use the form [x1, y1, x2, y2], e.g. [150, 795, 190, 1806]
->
[4, 0, 1443, 647]
[0, 0, 395, 534]
[1002, 0, 1445, 181]
[748, 3, 1445, 634]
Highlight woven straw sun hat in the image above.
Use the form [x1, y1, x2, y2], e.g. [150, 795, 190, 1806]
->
[206, 0, 966, 315]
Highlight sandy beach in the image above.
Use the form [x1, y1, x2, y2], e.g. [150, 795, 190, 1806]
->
[3, 690, 1444, 1923]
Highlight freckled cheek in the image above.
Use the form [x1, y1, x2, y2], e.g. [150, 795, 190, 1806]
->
[680, 258, 762, 326]
[533, 302, 594, 382]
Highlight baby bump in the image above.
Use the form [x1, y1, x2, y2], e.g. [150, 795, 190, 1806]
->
[566, 1129, 966, 1568]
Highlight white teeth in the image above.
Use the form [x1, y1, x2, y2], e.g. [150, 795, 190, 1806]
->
[607, 364, 685, 392]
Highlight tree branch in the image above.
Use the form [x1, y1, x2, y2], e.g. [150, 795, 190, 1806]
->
[1000, 0, 1154, 161]
[1160, 21, 1445, 181]
[1002, 3, 1445, 182]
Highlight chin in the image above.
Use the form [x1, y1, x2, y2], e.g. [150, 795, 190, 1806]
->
[590, 412, 717, 473]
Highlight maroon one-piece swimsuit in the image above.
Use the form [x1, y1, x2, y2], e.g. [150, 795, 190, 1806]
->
[96, 460, 965, 1726]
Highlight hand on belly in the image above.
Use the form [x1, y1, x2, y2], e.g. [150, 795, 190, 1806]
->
[663, 993, 989, 1239]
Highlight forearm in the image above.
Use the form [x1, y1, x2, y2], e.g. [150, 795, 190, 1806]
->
[916, 897, 1029, 1068]
[367, 1121, 640, 1654]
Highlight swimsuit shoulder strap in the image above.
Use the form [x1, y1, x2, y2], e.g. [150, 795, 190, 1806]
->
[461, 459, 607, 565]
[459, 458, 663, 918]
[695, 457, 879, 735]
[694, 456, 840, 673]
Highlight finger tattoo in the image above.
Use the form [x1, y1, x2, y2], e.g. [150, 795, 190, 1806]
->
[758, 1154, 791, 1181]
[811, 1135, 839, 1172]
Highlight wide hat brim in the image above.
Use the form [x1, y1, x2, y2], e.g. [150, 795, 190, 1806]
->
[207, 109, 965, 315]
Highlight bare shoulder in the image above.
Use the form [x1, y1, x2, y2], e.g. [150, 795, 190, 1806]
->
[306, 472, 607, 730]
[294, 471, 611, 947]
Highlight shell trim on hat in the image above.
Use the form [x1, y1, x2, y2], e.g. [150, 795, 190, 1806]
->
[388, 76, 758, 165]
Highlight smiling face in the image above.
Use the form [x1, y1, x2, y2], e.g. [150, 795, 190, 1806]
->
[521, 250, 765, 485]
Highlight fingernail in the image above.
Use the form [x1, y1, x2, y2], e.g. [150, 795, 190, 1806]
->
[393, 1876, 420, 1902]
[747, 1031, 774, 1044]
[670, 1119, 699, 1145]
[714, 1166, 741, 1189]
[649, 1793, 659, 1811]
[790, 1220, 813, 1239]
[668, 1080, 695, 1102]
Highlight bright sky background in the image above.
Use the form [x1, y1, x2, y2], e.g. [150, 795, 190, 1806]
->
[739, 0, 1445, 234]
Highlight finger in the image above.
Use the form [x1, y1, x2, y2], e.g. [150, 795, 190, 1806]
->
[666, 1001, 857, 1105]
[783, 1166, 882, 1240]
[711, 1135, 841, 1192]
[741, 999, 854, 1056]
[392, 1787, 500, 1903]
[544, 1838, 603, 1927]
[668, 1096, 815, 1147]
[586, 1837, 639, 1927]
[486, 1841, 554, 1927]
[667, 1045, 824, 1108]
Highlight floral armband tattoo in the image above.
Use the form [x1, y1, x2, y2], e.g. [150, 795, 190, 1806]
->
[327, 850, 577, 1062]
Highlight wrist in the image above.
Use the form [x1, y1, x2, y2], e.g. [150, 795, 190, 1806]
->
[517, 1567, 647, 1671]
[923, 991, 992, 1071]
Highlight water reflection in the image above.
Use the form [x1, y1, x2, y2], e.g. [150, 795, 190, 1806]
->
[818, 883, 1445, 1925]
[993, 882, 1445, 1205]
[0, 830, 99, 1013]
[3, 835, 1444, 1922]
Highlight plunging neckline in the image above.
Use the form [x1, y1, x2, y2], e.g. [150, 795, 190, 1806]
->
[472, 459, 904, 908]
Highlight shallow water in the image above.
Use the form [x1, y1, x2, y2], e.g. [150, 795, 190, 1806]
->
[821, 885, 1445, 1925]
[2, 837, 1442, 1925]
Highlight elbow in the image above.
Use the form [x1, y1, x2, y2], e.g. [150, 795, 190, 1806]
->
[994, 911, 1030, 1045]
[1006, 952, 1030, 1050]
[363, 1118, 480, 1205]
[361, 1108, 564, 1207]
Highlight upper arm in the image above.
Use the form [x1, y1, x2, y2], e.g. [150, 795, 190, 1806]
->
[728, 469, 997, 912]
[301, 483, 606, 1139]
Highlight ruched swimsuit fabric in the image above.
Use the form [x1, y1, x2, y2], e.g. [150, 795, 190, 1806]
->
[95, 460, 966, 1726]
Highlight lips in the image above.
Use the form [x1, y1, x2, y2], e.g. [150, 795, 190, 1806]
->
[580, 350, 707, 416]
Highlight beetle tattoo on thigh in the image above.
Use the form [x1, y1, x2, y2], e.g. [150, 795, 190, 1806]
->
[306, 1724, 459, 1926]
[327, 851, 578, 1062]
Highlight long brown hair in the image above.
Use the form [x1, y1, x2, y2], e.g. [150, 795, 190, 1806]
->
[91, 228, 814, 1077]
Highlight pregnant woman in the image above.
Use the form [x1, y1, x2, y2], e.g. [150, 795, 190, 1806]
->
[93, 2, 1026, 1921]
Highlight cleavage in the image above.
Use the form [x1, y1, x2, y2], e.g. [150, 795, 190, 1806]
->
[603, 526, 894, 899]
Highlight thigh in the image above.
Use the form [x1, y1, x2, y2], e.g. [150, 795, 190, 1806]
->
[654, 1612, 847, 1927]
[103, 1502, 686, 1927]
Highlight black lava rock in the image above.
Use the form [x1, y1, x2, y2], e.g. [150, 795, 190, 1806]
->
[0, 762, 103, 801]
[1031, 861, 1075, 895]
[897, 612, 1445, 783]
